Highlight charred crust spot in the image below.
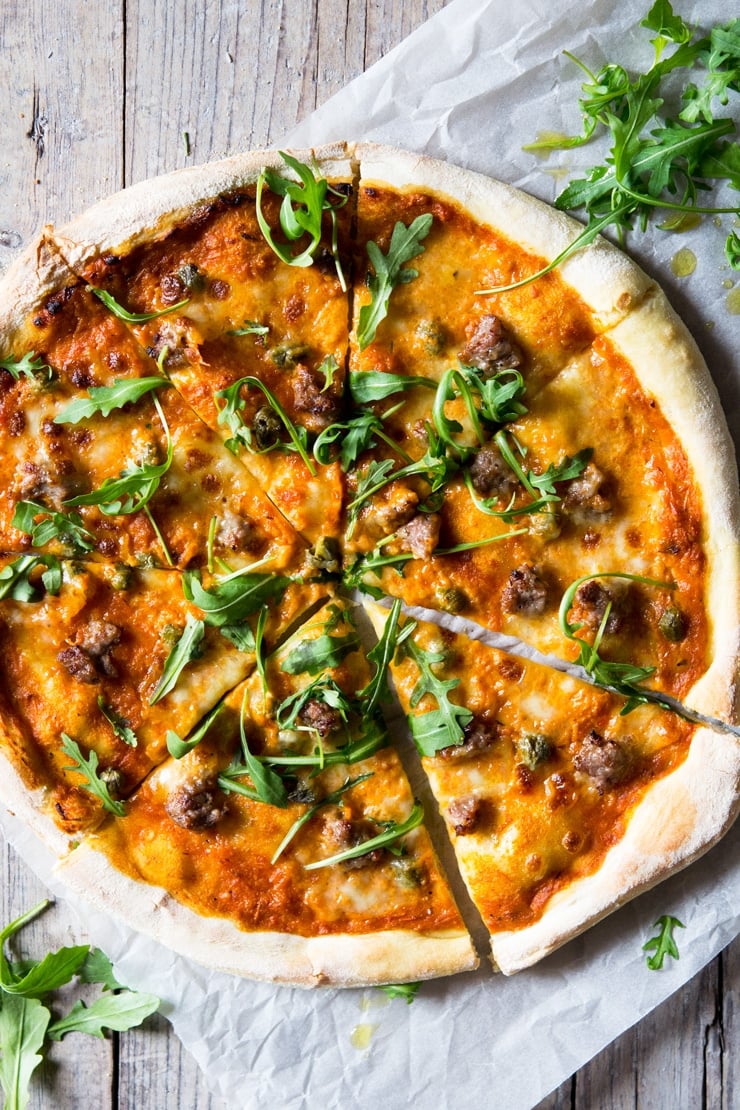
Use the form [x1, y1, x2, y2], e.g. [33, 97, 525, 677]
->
[497, 656, 523, 682]
[183, 448, 211, 472]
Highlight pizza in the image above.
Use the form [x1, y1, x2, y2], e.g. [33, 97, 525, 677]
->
[0, 141, 737, 986]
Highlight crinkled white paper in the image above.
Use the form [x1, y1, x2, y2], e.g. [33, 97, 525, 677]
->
[3, 0, 738, 1107]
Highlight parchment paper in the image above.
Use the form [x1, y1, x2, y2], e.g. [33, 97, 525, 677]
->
[2, 0, 738, 1107]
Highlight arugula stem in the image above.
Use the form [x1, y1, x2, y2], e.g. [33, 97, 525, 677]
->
[143, 506, 173, 567]
[375, 429, 414, 464]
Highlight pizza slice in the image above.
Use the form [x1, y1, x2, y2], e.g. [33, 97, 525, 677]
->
[0, 554, 329, 840]
[365, 600, 739, 973]
[55, 598, 476, 985]
[0, 255, 310, 573]
[50, 147, 354, 548]
[339, 148, 738, 720]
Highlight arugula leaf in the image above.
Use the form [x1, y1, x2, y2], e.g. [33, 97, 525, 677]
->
[215, 374, 317, 475]
[403, 636, 473, 756]
[304, 802, 424, 870]
[348, 369, 437, 404]
[0, 946, 89, 998]
[280, 631, 361, 676]
[217, 690, 288, 807]
[219, 623, 256, 652]
[643, 914, 685, 969]
[97, 696, 138, 748]
[47, 990, 160, 1041]
[11, 501, 95, 553]
[149, 614, 205, 705]
[78, 949, 123, 991]
[313, 407, 412, 471]
[641, 0, 692, 61]
[64, 396, 174, 516]
[53, 377, 167, 424]
[270, 773, 374, 864]
[379, 982, 421, 1003]
[89, 286, 189, 322]
[359, 598, 411, 713]
[357, 214, 433, 350]
[0, 994, 50, 1110]
[256, 151, 348, 289]
[166, 700, 224, 759]
[183, 567, 290, 627]
[0, 555, 62, 602]
[0, 352, 52, 383]
[60, 734, 126, 816]
[318, 353, 339, 392]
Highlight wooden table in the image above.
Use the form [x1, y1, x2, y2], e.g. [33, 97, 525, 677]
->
[0, 2, 737, 1106]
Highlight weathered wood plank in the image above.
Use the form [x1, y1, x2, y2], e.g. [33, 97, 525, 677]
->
[0, 0, 124, 265]
[0, 835, 115, 1109]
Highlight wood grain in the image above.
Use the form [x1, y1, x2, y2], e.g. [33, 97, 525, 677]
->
[0, 1, 737, 1107]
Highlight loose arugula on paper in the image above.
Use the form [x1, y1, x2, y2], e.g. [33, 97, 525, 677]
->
[482, 3, 740, 292]
[60, 733, 127, 816]
[0, 900, 158, 1110]
[643, 914, 685, 969]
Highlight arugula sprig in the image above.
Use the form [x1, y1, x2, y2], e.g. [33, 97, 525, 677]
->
[11, 500, 95, 553]
[60, 734, 126, 816]
[256, 151, 349, 290]
[183, 566, 290, 627]
[215, 374, 317, 475]
[63, 395, 174, 516]
[359, 598, 413, 713]
[357, 215, 433, 350]
[402, 634, 473, 756]
[149, 614, 205, 705]
[348, 369, 437, 404]
[380, 982, 421, 1003]
[304, 802, 424, 870]
[270, 773, 374, 864]
[484, 5, 740, 292]
[97, 696, 138, 748]
[217, 689, 288, 807]
[166, 700, 224, 759]
[559, 571, 674, 708]
[0, 352, 52, 383]
[0, 555, 62, 602]
[53, 377, 168, 425]
[0, 900, 158, 1110]
[643, 913, 685, 969]
[89, 286, 189, 322]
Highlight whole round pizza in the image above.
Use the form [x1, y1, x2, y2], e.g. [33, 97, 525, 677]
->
[0, 142, 737, 986]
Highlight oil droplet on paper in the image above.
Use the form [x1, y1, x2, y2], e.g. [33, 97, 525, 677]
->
[726, 287, 740, 315]
[670, 248, 696, 278]
[659, 211, 701, 233]
[350, 1023, 378, 1050]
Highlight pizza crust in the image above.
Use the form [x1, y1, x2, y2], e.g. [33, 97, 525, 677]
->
[490, 722, 740, 973]
[601, 290, 740, 725]
[50, 144, 354, 271]
[56, 841, 478, 987]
